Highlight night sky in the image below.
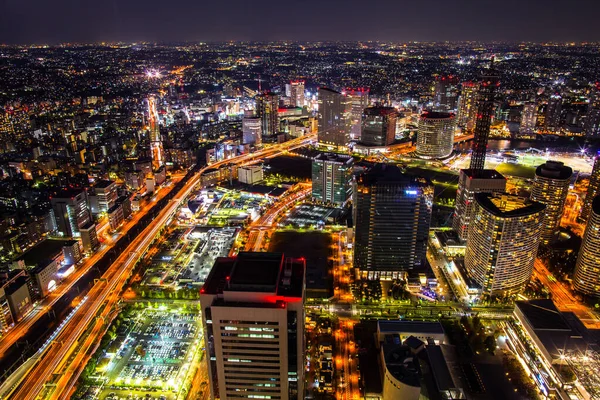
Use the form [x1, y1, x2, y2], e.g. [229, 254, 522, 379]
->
[1, 0, 599, 44]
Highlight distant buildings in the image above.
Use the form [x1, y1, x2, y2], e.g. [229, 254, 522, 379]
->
[200, 252, 305, 400]
[580, 155, 600, 223]
[256, 92, 280, 138]
[433, 75, 460, 111]
[518, 102, 537, 139]
[346, 88, 370, 141]
[354, 164, 432, 280]
[416, 111, 456, 159]
[456, 82, 478, 132]
[465, 193, 545, 297]
[470, 66, 500, 171]
[311, 153, 353, 207]
[317, 88, 351, 149]
[453, 169, 506, 242]
[51, 189, 92, 238]
[545, 94, 562, 133]
[530, 161, 573, 245]
[360, 106, 398, 147]
[93, 179, 118, 214]
[242, 116, 262, 146]
[289, 81, 305, 108]
[574, 195, 600, 296]
[584, 85, 600, 138]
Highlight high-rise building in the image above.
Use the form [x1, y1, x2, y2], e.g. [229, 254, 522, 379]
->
[361, 106, 398, 147]
[530, 161, 572, 245]
[354, 164, 433, 280]
[465, 193, 545, 297]
[256, 92, 280, 138]
[573, 195, 600, 296]
[200, 252, 305, 400]
[518, 102, 537, 139]
[580, 155, 600, 223]
[317, 87, 351, 148]
[544, 94, 562, 133]
[584, 83, 600, 138]
[51, 189, 92, 238]
[346, 88, 370, 141]
[456, 82, 478, 132]
[94, 180, 118, 213]
[469, 66, 500, 171]
[79, 222, 99, 253]
[433, 75, 460, 111]
[289, 81, 305, 108]
[452, 169, 506, 241]
[242, 117, 262, 145]
[416, 112, 456, 159]
[311, 153, 354, 206]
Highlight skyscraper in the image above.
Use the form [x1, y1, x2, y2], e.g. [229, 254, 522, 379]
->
[289, 81, 305, 108]
[456, 82, 478, 132]
[200, 252, 305, 400]
[433, 75, 460, 111]
[469, 65, 500, 171]
[530, 161, 573, 245]
[256, 92, 280, 138]
[51, 189, 92, 238]
[544, 94, 562, 133]
[242, 116, 262, 145]
[361, 106, 398, 147]
[580, 155, 600, 223]
[465, 193, 545, 297]
[354, 164, 433, 280]
[573, 195, 600, 297]
[452, 169, 507, 242]
[346, 88, 370, 141]
[317, 87, 351, 148]
[311, 153, 354, 207]
[518, 102, 537, 139]
[584, 83, 600, 138]
[416, 111, 456, 159]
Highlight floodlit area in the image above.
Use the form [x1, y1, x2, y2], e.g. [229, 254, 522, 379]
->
[279, 203, 341, 229]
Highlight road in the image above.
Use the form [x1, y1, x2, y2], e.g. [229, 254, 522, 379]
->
[9, 133, 316, 399]
[0, 179, 177, 360]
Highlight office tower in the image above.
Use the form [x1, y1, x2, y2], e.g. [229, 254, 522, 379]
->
[452, 169, 506, 241]
[94, 180, 118, 213]
[79, 222, 99, 253]
[51, 189, 92, 237]
[573, 196, 600, 296]
[530, 161, 573, 245]
[465, 193, 545, 297]
[311, 153, 354, 206]
[354, 164, 433, 280]
[317, 87, 351, 148]
[289, 80, 305, 108]
[242, 116, 262, 145]
[416, 112, 456, 159]
[469, 66, 500, 171]
[584, 84, 600, 138]
[433, 75, 460, 111]
[580, 155, 600, 223]
[200, 252, 305, 400]
[148, 96, 163, 170]
[544, 94, 562, 133]
[256, 92, 280, 138]
[518, 102, 537, 138]
[347, 88, 370, 141]
[361, 106, 398, 146]
[456, 82, 478, 132]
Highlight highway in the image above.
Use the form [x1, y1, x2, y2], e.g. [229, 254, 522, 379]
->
[8, 133, 316, 399]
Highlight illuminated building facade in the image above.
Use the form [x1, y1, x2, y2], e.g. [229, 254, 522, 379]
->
[242, 116, 262, 145]
[200, 252, 305, 400]
[518, 102, 537, 139]
[544, 94, 562, 133]
[433, 75, 460, 111]
[354, 164, 432, 280]
[51, 189, 92, 238]
[580, 155, 600, 223]
[452, 169, 506, 242]
[465, 193, 545, 296]
[416, 111, 456, 159]
[311, 153, 353, 206]
[289, 81, 305, 108]
[317, 87, 351, 148]
[256, 92, 280, 138]
[456, 82, 478, 132]
[361, 106, 398, 147]
[470, 67, 500, 171]
[530, 161, 572, 245]
[346, 88, 370, 141]
[574, 196, 600, 296]
[584, 83, 600, 138]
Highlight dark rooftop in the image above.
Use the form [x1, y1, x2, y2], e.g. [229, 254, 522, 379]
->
[381, 344, 421, 388]
[515, 299, 570, 331]
[593, 195, 600, 216]
[420, 111, 454, 120]
[535, 160, 573, 180]
[461, 168, 506, 180]
[229, 252, 283, 291]
[364, 106, 398, 116]
[16, 239, 72, 267]
[94, 179, 115, 189]
[359, 163, 429, 187]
